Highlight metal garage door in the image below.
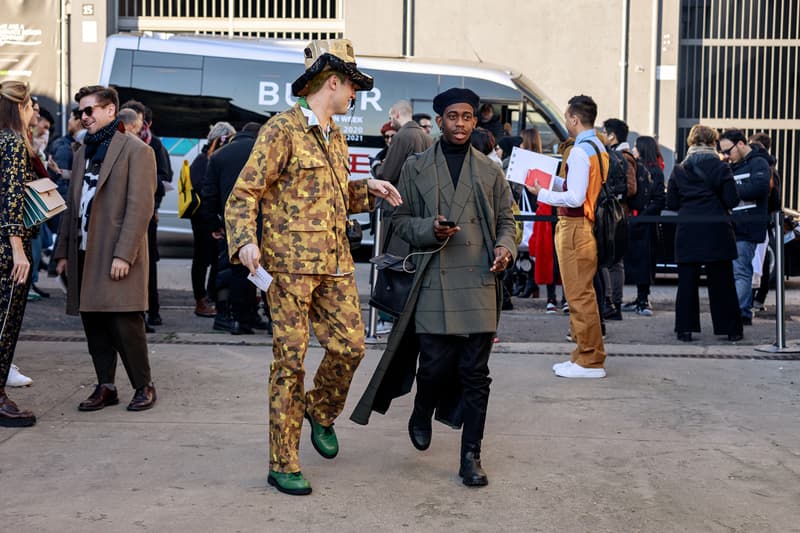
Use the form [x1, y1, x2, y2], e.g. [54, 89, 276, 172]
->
[677, 0, 799, 208]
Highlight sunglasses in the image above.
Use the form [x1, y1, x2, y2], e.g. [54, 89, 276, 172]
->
[79, 103, 105, 117]
[720, 146, 734, 156]
[383, 134, 395, 140]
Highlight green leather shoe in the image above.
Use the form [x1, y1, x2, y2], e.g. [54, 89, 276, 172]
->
[267, 471, 312, 496]
[304, 411, 339, 459]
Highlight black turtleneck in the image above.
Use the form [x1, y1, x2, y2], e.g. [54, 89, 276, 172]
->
[440, 138, 470, 186]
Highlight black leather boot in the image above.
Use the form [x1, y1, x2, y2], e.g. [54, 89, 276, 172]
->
[459, 443, 488, 487]
[408, 407, 432, 451]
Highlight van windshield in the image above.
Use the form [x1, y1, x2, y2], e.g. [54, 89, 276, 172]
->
[511, 75, 567, 140]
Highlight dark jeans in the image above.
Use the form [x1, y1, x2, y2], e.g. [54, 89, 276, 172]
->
[415, 332, 494, 446]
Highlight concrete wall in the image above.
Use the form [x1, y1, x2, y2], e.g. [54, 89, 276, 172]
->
[69, 1, 111, 100]
[345, 0, 680, 156]
[346, 0, 624, 118]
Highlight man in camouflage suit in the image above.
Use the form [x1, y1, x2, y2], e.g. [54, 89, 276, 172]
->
[225, 39, 401, 496]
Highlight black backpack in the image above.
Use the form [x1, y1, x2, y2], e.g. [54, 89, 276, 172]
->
[581, 140, 628, 267]
[606, 149, 629, 198]
[627, 158, 653, 212]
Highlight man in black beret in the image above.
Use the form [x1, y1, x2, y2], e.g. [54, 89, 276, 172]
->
[352, 87, 517, 487]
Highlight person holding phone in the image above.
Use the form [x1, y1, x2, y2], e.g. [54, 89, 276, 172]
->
[351, 88, 517, 488]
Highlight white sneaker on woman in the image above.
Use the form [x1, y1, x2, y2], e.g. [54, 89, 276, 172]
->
[6, 364, 32, 387]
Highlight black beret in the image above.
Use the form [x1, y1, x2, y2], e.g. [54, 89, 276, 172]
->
[433, 88, 480, 116]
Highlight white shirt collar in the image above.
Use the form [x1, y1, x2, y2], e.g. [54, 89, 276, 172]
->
[300, 105, 331, 141]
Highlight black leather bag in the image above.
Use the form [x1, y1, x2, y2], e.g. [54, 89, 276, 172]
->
[346, 218, 362, 250]
[582, 140, 628, 267]
[369, 253, 415, 317]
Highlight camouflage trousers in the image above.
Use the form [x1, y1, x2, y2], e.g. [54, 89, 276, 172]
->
[267, 272, 365, 473]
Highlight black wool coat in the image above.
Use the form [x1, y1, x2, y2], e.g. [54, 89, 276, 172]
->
[625, 164, 665, 285]
[666, 151, 740, 263]
[199, 131, 256, 230]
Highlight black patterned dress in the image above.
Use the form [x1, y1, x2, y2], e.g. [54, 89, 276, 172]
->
[0, 129, 36, 386]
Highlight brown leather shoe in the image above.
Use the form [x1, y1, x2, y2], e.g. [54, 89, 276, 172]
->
[0, 390, 36, 427]
[195, 298, 217, 317]
[78, 384, 119, 411]
[127, 383, 157, 411]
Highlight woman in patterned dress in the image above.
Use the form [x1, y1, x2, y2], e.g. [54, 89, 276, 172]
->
[0, 80, 37, 427]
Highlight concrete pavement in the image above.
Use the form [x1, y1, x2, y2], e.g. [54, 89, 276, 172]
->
[3, 260, 800, 532]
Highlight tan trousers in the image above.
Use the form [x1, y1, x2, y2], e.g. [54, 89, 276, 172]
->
[266, 272, 366, 473]
[555, 217, 606, 368]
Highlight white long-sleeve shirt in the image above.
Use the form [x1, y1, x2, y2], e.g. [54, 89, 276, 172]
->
[536, 130, 603, 208]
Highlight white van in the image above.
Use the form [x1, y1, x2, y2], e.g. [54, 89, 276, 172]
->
[99, 33, 567, 248]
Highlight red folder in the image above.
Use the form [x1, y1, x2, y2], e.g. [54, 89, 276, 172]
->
[525, 168, 552, 189]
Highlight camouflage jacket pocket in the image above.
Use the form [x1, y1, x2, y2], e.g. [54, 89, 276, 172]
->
[289, 156, 329, 198]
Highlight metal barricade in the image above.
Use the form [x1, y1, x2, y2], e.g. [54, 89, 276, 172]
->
[365, 206, 382, 342]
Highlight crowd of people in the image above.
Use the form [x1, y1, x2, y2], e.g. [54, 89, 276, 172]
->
[0, 37, 783, 497]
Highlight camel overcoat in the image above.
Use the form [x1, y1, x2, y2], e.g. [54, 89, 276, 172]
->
[55, 129, 156, 315]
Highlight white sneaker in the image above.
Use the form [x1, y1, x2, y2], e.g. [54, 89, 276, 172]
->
[6, 364, 32, 387]
[546, 302, 557, 314]
[375, 320, 393, 335]
[555, 363, 606, 378]
[552, 360, 572, 372]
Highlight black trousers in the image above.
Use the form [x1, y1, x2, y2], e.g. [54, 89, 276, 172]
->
[675, 261, 743, 336]
[190, 218, 218, 301]
[80, 311, 152, 389]
[415, 333, 494, 447]
[147, 216, 160, 316]
[229, 264, 257, 325]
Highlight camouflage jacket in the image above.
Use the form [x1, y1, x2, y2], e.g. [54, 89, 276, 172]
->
[225, 104, 373, 275]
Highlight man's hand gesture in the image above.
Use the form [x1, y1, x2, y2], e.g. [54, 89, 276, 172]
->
[367, 179, 402, 207]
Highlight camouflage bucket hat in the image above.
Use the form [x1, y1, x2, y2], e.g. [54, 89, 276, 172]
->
[291, 39, 374, 97]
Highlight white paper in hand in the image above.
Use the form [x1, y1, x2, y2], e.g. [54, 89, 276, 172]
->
[247, 266, 273, 291]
